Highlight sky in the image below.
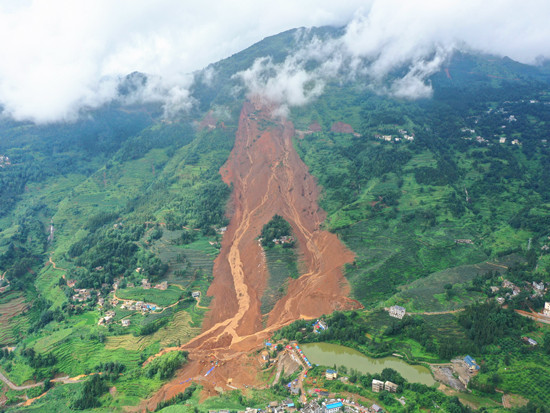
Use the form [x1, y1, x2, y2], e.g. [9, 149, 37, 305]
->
[0, 0, 549, 123]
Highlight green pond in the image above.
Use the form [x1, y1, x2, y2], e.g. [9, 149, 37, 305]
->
[301, 342, 435, 386]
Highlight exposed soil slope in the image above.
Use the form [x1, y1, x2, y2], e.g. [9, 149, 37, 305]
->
[188, 98, 359, 351]
[144, 99, 360, 410]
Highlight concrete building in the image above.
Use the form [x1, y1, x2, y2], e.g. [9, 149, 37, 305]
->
[325, 369, 338, 380]
[384, 381, 398, 393]
[372, 379, 385, 392]
[389, 305, 406, 319]
[544, 302, 550, 317]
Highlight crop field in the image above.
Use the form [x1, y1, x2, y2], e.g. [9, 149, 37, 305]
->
[115, 285, 182, 307]
[340, 215, 489, 306]
[260, 246, 301, 315]
[388, 257, 516, 312]
[0, 292, 30, 345]
[105, 310, 199, 351]
[152, 231, 217, 285]
[50, 148, 167, 257]
[34, 265, 67, 309]
[51, 338, 143, 376]
[110, 375, 165, 407]
[499, 364, 550, 407]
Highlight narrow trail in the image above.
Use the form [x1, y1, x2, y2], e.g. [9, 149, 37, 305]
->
[406, 309, 465, 316]
[144, 99, 361, 410]
[46, 256, 67, 272]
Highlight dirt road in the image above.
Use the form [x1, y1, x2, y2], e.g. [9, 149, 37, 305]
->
[144, 100, 361, 410]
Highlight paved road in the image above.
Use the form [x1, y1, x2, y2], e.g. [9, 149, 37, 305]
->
[0, 371, 43, 391]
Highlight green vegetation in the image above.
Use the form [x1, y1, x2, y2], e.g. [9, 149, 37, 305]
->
[260, 214, 294, 247]
[116, 285, 182, 307]
[2, 26, 550, 411]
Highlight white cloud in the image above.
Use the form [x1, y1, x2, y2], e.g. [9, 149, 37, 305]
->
[0, 0, 549, 122]
[237, 0, 550, 107]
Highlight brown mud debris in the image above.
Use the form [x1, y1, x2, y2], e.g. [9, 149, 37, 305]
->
[143, 99, 361, 411]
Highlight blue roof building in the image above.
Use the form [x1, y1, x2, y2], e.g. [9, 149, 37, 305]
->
[325, 402, 343, 413]
[464, 355, 480, 371]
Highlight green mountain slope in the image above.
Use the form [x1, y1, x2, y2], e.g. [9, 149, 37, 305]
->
[1, 27, 550, 411]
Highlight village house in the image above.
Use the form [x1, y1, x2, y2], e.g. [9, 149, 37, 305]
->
[464, 355, 480, 372]
[192, 291, 201, 298]
[543, 302, 550, 317]
[522, 336, 537, 346]
[371, 404, 383, 413]
[261, 350, 270, 361]
[389, 305, 406, 319]
[384, 381, 398, 393]
[372, 379, 385, 392]
[121, 319, 131, 327]
[155, 281, 168, 290]
[325, 369, 338, 380]
[67, 279, 76, 288]
[0, 155, 11, 167]
[141, 279, 151, 289]
[72, 288, 91, 302]
[533, 281, 545, 293]
[499, 137, 507, 143]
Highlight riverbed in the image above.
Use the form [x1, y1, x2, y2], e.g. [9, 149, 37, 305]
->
[301, 342, 435, 386]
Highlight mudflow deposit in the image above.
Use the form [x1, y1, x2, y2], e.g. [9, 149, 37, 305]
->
[145, 99, 361, 409]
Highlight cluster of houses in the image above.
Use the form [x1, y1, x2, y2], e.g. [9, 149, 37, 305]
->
[493, 279, 547, 305]
[71, 288, 93, 302]
[246, 398, 384, 413]
[98, 310, 131, 327]
[272, 235, 295, 245]
[120, 300, 160, 313]
[313, 319, 327, 334]
[0, 155, 10, 168]
[374, 129, 415, 143]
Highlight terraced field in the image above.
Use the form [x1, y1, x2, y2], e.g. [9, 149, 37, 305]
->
[0, 292, 30, 345]
[152, 231, 217, 285]
[52, 339, 143, 376]
[105, 310, 199, 351]
[34, 265, 67, 309]
[260, 246, 302, 315]
[387, 256, 518, 312]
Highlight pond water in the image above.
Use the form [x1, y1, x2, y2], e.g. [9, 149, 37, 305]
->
[301, 342, 435, 386]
